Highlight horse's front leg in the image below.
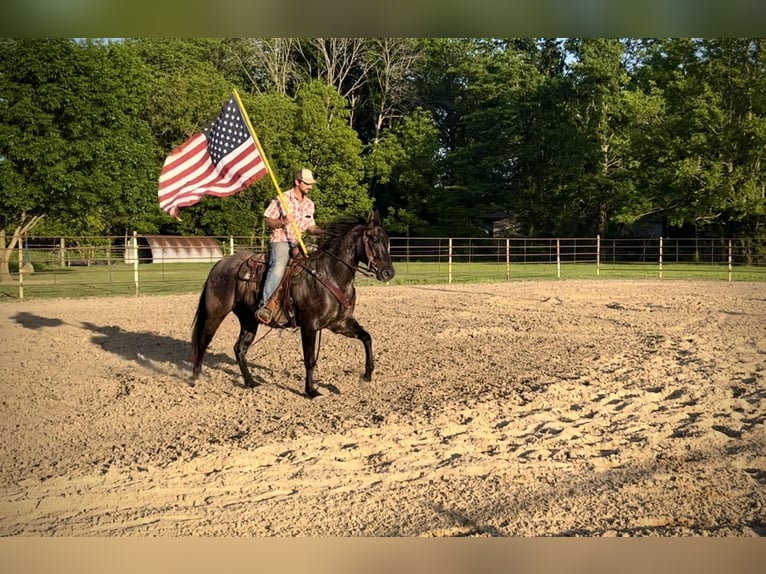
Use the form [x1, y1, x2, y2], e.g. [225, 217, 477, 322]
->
[300, 325, 322, 398]
[332, 318, 374, 382]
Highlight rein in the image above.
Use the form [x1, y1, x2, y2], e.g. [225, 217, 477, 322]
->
[296, 261, 353, 308]
[293, 229, 379, 309]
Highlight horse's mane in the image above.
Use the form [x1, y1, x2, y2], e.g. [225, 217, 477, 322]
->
[314, 216, 366, 253]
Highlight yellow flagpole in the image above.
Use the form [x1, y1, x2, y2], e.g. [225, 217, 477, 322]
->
[232, 88, 308, 256]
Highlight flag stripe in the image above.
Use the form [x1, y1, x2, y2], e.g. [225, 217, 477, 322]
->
[158, 141, 261, 208]
[157, 94, 267, 218]
[158, 136, 210, 190]
[158, 142, 265, 210]
[161, 161, 266, 211]
[159, 134, 208, 179]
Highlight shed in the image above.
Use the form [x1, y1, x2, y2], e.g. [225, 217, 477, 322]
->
[479, 210, 518, 237]
[124, 235, 224, 264]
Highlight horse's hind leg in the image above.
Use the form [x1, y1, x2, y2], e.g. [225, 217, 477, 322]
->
[191, 288, 230, 382]
[234, 326, 260, 388]
[232, 307, 261, 388]
[300, 325, 322, 398]
[191, 315, 225, 381]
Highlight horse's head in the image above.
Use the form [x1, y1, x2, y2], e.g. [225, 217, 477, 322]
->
[361, 211, 396, 282]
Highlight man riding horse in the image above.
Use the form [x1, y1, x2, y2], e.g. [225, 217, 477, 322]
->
[257, 168, 322, 325]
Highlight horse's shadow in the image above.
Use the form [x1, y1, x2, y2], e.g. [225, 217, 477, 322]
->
[11, 311, 66, 330]
[79, 320, 299, 390]
[81, 320, 208, 372]
[10, 311, 237, 381]
[10, 311, 331, 395]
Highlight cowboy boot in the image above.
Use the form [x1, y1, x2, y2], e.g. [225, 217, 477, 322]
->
[256, 285, 283, 325]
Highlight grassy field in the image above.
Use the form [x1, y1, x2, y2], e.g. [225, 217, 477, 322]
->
[1, 259, 765, 301]
[398, 261, 766, 283]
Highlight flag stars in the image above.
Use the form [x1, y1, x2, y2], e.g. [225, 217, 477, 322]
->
[204, 98, 251, 165]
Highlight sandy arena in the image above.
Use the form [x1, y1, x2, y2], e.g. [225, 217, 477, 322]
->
[0, 280, 764, 536]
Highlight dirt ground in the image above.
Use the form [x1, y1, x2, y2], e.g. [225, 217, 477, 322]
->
[0, 279, 765, 537]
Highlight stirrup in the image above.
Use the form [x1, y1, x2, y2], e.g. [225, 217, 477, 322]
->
[256, 306, 272, 324]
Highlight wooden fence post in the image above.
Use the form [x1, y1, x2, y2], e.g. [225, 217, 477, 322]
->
[728, 239, 732, 282]
[132, 231, 139, 296]
[18, 236, 24, 301]
[505, 238, 510, 281]
[448, 238, 453, 284]
[659, 236, 663, 279]
[596, 235, 601, 276]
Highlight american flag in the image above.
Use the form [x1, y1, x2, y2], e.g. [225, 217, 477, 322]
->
[158, 94, 267, 218]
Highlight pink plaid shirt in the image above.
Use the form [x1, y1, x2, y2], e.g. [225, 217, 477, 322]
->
[263, 189, 316, 244]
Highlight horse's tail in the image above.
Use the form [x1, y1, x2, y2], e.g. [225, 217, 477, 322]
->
[191, 281, 209, 377]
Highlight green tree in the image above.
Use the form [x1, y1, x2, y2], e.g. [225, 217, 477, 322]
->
[366, 108, 441, 235]
[415, 38, 574, 236]
[131, 38, 245, 235]
[291, 80, 371, 220]
[0, 38, 157, 280]
[628, 38, 766, 236]
[563, 38, 635, 236]
[412, 38, 500, 235]
[506, 40, 590, 235]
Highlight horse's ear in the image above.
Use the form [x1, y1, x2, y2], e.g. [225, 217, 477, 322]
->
[367, 210, 381, 226]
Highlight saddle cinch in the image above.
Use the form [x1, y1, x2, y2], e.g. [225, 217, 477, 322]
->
[238, 251, 306, 327]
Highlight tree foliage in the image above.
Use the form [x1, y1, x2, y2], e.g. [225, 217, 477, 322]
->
[1, 36, 765, 262]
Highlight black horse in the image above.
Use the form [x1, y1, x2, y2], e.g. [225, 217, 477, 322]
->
[191, 211, 395, 398]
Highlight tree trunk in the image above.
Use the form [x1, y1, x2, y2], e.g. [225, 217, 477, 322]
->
[0, 215, 44, 283]
[0, 230, 17, 283]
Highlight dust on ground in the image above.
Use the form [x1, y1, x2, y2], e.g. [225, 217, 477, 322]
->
[1, 280, 764, 536]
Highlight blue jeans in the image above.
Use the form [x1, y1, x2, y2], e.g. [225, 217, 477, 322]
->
[259, 241, 290, 306]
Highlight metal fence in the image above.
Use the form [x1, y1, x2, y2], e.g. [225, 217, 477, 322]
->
[392, 236, 766, 264]
[389, 236, 766, 282]
[3, 234, 765, 300]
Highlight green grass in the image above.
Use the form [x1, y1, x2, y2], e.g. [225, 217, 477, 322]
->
[2, 260, 764, 301]
[367, 260, 766, 284]
[0, 262, 214, 300]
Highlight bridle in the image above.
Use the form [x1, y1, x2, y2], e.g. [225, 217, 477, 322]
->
[359, 232, 380, 277]
[286, 226, 382, 312]
[313, 227, 381, 278]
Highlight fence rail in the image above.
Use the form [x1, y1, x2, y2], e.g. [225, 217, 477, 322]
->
[2, 234, 765, 300]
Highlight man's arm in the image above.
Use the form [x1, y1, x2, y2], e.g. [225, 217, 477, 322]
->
[264, 216, 290, 229]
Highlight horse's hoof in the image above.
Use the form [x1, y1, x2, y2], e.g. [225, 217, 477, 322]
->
[306, 389, 322, 399]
